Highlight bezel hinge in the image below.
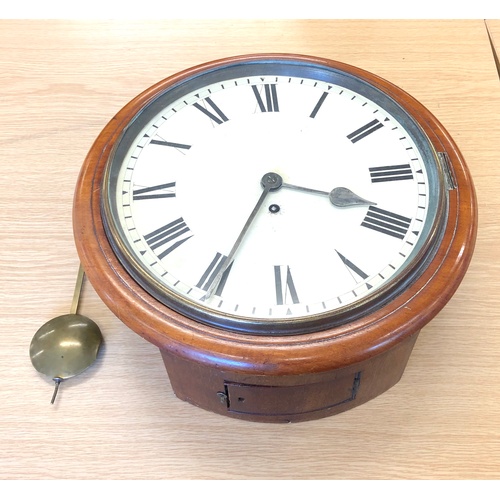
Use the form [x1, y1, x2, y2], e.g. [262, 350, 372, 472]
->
[438, 151, 458, 191]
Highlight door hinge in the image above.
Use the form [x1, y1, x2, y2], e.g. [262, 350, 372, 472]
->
[216, 390, 229, 407]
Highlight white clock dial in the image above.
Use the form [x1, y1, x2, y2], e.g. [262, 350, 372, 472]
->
[103, 60, 444, 334]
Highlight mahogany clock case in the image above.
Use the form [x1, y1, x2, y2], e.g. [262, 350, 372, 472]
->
[73, 54, 477, 422]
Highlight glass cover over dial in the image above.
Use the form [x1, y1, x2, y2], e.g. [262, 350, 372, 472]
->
[102, 57, 446, 335]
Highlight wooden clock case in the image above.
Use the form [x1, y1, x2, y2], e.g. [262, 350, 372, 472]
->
[73, 54, 477, 423]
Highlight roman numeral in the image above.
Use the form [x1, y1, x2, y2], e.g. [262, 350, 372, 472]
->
[347, 119, 384, 143]
[369, 164, 414, 183]
[144, 217, 192, 259]
[361, 206, 411, 240]
[335, 250, 372, 288]
[310, 91, 328, 118]
[197, 252, 232, 297]
[133, 182, 176, 200]
[252, 84, 279, 112]
[274, 265, 299, 305]
[150, 139, 192, 150]
[193, 97, 229, 125]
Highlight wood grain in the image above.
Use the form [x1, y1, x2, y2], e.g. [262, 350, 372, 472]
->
[1, 19, 499, 479]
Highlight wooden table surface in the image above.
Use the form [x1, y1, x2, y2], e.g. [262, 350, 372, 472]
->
[1, 19, 499, 480]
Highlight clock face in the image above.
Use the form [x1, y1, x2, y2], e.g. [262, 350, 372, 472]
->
[102, 57, 446, 335]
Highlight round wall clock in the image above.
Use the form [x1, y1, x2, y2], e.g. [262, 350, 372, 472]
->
[73, 54, 477, 422]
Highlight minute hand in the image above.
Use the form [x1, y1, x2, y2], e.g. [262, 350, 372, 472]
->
[204, 172, 283, 300]
[281, 183, 377, 207]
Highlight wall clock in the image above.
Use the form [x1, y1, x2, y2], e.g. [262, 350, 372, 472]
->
[73, 54, 477, 423]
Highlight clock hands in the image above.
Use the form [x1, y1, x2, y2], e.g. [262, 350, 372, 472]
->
[281, 183, 377, 207]
[203, 172, 283, 300]
[204, 172, 375, 301]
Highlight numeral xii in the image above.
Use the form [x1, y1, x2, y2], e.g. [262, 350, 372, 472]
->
[252, 84, 279, 112]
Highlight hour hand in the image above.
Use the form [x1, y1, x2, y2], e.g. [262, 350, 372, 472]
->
[281, 183, 376, 207]
[328, 187, 376, 207]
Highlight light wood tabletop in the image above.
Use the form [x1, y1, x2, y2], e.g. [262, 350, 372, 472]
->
[1, 19, 499, 480]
